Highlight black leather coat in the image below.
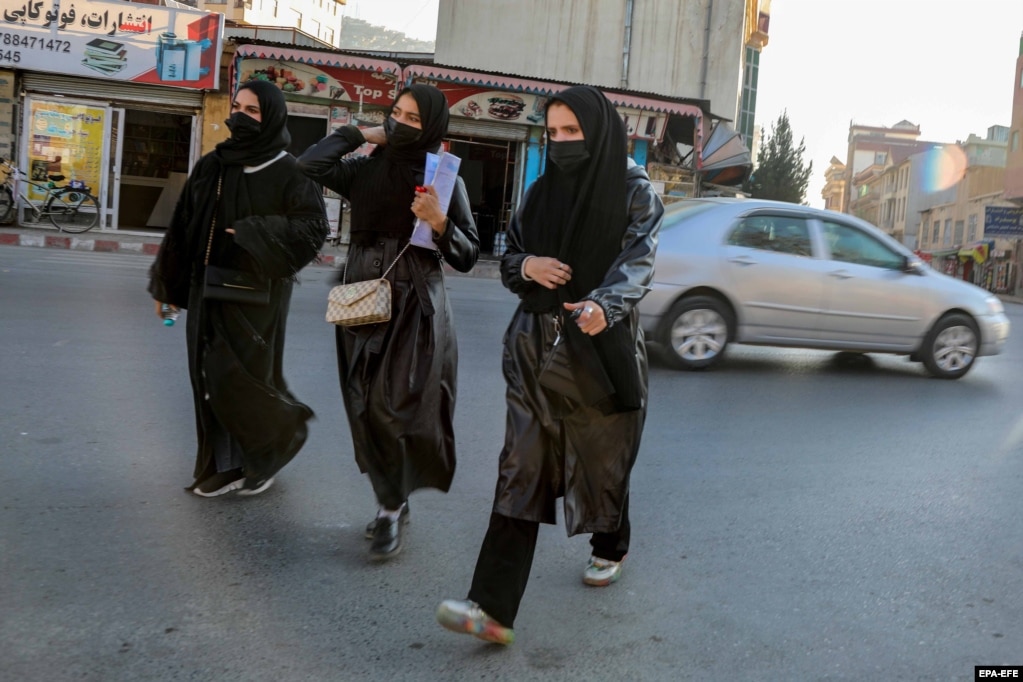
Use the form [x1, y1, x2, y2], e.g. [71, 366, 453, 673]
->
[297, 131, 479, 504]
[494, 161, 663, 535]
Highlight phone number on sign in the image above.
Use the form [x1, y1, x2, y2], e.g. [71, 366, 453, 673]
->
[0, 32, 72, 62]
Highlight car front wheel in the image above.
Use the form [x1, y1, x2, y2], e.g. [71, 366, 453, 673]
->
[659, 295, 734, 370]
[920, 313, 979, 379]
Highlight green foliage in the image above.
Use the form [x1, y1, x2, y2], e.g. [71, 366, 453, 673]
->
[747, 110, 812, 204]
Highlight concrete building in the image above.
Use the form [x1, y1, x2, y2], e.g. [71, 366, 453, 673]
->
[843, 120, 939, 212]
[917, 129, 1016, 292]
[1005, 32, 1023, 203]
[820, 156, 846, 212]
[436, 0, 771, 146]
[186, 0, 346, 48]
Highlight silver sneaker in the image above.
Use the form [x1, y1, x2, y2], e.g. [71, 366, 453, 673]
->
[583, 556, 623, 586]
[364, 503, 410, 539]
[436, 599, 515, 645]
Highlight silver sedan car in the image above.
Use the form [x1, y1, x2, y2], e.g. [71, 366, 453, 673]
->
[639, 198, 1010, 379]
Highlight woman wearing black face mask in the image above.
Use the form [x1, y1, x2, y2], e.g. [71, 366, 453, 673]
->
[436, 85, 663, 645]
[148, 80, 329, 497]
[298, 84, 479, 561]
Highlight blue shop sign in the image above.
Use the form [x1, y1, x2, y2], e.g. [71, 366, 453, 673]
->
[984, 206, 1023, 237]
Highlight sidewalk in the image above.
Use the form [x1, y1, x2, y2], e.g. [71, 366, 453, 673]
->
[0, 224, 503, 279]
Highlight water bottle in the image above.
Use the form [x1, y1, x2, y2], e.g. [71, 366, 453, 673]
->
[161, 303, 179, 326]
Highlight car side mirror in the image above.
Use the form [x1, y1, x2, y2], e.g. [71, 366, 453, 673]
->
[901, 255, 924, 274]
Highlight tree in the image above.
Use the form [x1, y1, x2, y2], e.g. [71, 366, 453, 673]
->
[747, 110, 812, 204]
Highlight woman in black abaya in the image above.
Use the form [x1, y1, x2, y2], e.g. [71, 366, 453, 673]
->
[436, 85, 663, 645]
[298, 84, 479, 561]
[149, 80, 329, 497]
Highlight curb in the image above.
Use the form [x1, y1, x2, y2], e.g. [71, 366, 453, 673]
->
[0, 230, 162, 255]
[0, 228, 503, 279]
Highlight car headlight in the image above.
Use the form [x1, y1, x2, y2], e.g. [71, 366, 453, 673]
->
[985, 295, 1004, 315]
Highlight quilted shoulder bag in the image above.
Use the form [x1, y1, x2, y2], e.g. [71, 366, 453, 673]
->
[326, 242, 411, 326]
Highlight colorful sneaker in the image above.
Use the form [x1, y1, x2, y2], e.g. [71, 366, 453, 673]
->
[190, 469, 244, 498]
[583, 556, 624, 586]
[436, 599, 515, 645]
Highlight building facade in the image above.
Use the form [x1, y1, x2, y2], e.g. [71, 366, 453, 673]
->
[1005, 32, 1023, 203]
[186, 0, 346, 48]
[435, 0, 769, 145]
[820, 156, 846, 212]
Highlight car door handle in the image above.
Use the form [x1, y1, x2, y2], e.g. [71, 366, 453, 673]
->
[728, 255, 757, 266]
[829, 270, 854, 279]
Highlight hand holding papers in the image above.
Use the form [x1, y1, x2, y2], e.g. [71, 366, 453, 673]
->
[410, 151, 461, 249]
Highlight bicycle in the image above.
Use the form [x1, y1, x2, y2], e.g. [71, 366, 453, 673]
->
[0, 158, 100, 233]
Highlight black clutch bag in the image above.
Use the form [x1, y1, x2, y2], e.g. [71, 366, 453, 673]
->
[203, 265, 270, 305]
[537, 336, 584, 404]
[199, 174, 270, 306]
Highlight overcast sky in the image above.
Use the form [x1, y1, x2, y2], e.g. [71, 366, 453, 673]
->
[347, 0, 1023, 207]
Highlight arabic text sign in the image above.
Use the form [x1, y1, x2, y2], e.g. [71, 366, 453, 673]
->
[984, 206, 1023, 237]
[0, 0, 222, 90]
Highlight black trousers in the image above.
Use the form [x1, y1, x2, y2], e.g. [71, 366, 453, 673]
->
[467, 496, 630, 629]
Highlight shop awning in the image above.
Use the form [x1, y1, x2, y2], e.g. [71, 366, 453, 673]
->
[233, 43, 402, 76]
[957, 241, 995, 263]
[699, 121, 751, 185]
[403, 64, 705, 118]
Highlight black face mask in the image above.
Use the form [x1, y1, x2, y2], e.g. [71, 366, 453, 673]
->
[548, 140, 590, 174]
[384, 116, 423, 148]
[225, 112, 261, 143]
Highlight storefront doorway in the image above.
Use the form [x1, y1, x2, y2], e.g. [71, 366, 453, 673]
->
[117, 110, 194, 231]
[447, 135, 518, 257]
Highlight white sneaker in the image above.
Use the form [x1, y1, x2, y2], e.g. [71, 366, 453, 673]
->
[583, 556, 623, 586]
[237, 477, 275, 496]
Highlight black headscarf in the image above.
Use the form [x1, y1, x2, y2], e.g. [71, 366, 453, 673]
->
[520, 85, 641, 412]
[215, 80, 291, 167]
[205, 80, 293, 268]
[521, 86, 628, 310]
[349, 83, 450, 234]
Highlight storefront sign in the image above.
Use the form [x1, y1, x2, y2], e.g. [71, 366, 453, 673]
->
[984, 206, 1023, 237]
[408, 78, 546, 126]
[237, 58, 399, 106]
[0, 0, 222, 89]
[25, 98, 105, 202]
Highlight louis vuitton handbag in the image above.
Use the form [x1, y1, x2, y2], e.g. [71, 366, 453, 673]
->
[326, 242, 411, 326]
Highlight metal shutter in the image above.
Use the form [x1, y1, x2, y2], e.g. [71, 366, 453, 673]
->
[447, 117, 530, 141]
[21, 74, 203, 112]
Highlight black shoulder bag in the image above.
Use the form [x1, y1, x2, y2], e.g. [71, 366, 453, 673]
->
[202, 174, 271, 306]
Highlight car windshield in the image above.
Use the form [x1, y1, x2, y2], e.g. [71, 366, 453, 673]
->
[660, 200, 719, 231]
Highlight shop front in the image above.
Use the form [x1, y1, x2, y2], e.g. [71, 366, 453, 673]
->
[229, 42, 708, 254]
[0, 0, 223, 232]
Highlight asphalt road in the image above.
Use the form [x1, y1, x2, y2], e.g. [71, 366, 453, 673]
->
[1, 245, 1021, 681]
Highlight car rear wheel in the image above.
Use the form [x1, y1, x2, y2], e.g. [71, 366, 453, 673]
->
[659, 295, 734, 370]
[920, 313, 978, 380]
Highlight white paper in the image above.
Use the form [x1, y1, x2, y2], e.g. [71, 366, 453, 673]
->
[410, 151, 462, 249]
